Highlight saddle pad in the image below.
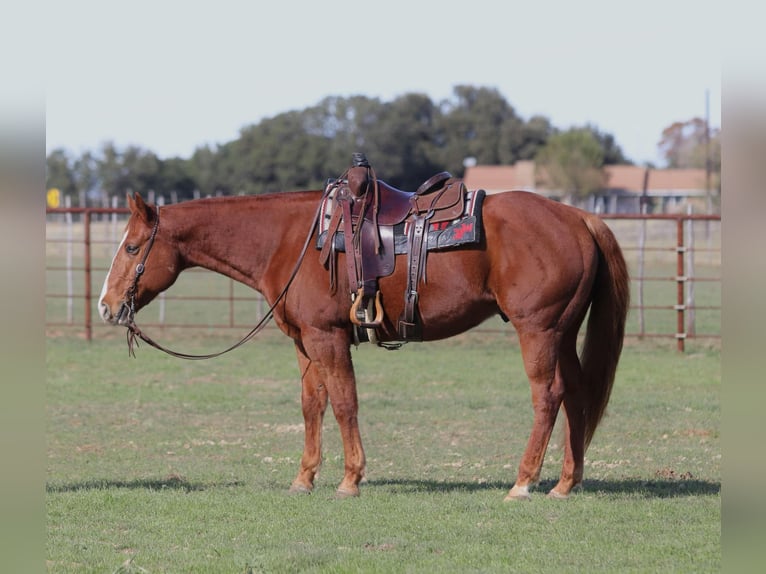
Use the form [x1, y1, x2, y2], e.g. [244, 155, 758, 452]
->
[317, 189, 485, 254]
[318, 178, 343, 236]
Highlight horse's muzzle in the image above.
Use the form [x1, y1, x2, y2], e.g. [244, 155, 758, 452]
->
[115, 301, 133, 326]
[99, 300, 133, 326]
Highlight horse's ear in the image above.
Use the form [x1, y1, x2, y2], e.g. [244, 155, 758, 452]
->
[129, 193, 156, 224]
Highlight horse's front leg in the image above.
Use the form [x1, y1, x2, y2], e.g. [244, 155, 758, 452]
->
[289, 342, 328, 494]
[297, 328, 365, 497]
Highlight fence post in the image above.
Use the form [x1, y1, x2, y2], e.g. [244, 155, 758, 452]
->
[65, 196, 74, 324]
[676, 218, 685, 352]
[84, 209, 93, 342]
[637, 209, 647, 338]
[110, 196, 119, 243]
[685, 206, 696, 337]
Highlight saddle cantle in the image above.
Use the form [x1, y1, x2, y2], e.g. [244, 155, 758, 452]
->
[317, 153, 485, 346]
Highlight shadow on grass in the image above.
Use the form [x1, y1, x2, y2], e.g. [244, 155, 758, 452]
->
[46, 476, 244, 494]
[365, 477, 720, 498]
[46, 476, 720, 499]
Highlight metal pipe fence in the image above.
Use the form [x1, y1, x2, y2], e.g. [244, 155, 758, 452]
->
[46, 205, 720, 351]
[600, 212, 721, 351]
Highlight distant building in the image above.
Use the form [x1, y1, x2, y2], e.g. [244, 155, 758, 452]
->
[464, 161, 539, 195]
[464, 162, 715, 214]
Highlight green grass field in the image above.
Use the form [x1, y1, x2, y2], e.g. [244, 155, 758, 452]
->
[46, 332, 720, 573]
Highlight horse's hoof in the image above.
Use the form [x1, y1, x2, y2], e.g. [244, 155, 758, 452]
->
[335, 487, 360, 499]
[547, 489, 570, 500]
[504, 493, 531, 502]
[288, 483, 313, 495]
[504, 485, 531, 501]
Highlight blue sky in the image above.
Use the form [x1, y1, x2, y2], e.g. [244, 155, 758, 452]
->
[44, 0, 721, 166]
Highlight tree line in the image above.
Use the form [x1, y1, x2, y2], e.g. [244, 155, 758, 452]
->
[46, 85, 719, 205]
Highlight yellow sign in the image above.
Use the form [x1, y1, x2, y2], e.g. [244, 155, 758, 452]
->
[47, 188, 61, 208]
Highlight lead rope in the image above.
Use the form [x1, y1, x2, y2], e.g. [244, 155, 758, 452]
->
[125, 189, 330, 360]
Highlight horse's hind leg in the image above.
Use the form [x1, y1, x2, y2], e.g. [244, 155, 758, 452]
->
[289, 343, 329, 494]
[548, 329, 586, 499]
[506, 329, 565, 501]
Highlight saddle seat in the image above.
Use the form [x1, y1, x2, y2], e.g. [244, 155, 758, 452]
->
[347, 168, 465, 226]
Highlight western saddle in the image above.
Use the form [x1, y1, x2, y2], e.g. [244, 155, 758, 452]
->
[318, 153, 481, 346]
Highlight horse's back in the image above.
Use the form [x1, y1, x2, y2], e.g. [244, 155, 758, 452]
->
[482, 190, 590, 231]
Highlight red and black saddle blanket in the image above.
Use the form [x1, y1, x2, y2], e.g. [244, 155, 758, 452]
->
[316, 184, 486, 255]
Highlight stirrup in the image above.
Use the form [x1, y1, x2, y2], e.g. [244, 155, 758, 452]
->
[349, 288, 383, 329]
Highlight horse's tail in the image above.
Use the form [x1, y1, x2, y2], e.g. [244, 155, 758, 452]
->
[580, 213, 631, 448]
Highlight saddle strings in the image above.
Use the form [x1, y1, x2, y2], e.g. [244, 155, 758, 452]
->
[125, 186, 333, 360]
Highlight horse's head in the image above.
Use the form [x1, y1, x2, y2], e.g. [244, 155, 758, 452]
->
[98, 193, 182, 326]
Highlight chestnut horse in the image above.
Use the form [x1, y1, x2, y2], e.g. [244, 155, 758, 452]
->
[98, 190, 629, 500]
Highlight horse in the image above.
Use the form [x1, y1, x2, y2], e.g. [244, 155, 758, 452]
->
[98, 188, 629, 500]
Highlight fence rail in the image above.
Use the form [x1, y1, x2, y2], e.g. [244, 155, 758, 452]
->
[46, 206, 721, 351]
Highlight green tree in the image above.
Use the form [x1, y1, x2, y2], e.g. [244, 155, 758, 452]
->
[187, 145, 218, 196]
[121, 146, 162, 195]
[535, 128, 606, 200]
[502, 114, 554, 163]
[89, 143, 165, 201]
[222, 110, 331, 194]
[46, 149, 76, 196]
[352, 93, 443, 188]
[159, 157, 198, 200]
[72, 151, 98, 206]
[586, 124, 630, 165]
[303, 95, 387, 176]
[44, 85, 634, 203]
[96, 142, 126, 201]
[435, 85, 522, 173]
[658, 117, 720, 171]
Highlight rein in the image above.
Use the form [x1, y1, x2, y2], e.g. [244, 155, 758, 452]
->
[124, 190, 330, 360]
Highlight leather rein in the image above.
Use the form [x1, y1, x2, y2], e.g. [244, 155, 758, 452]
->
[124, 191, 329, 359]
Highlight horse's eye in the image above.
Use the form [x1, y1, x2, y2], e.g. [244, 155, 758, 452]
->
[125, 244, 140, 255]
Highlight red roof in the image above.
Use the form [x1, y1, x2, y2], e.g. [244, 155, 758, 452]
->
[604, 165, 707, 193]
[464, 163, 708, 195]
[463, 161, 539, 193]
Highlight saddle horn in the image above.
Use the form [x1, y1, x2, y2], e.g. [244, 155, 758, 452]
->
[348, 153, 372, 199]
[351, 152, 370, 168]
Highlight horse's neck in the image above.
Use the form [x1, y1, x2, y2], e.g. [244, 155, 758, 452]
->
[168, 193, 318, 290]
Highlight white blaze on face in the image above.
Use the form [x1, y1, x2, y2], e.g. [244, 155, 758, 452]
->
[98, 231, 128, 321]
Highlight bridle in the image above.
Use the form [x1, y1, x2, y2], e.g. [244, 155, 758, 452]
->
[123, 190, 329, 360]
[121, 206, 161, 328]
